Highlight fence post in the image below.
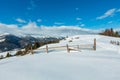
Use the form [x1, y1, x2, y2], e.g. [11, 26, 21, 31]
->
[94, 38, 96, 51]
[66, 44, 70, 53]
[46, 45, 48, 53]
[77, 45, 79, 49]
[31, 46, 33, 54]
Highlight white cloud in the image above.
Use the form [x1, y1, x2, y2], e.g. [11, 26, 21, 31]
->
[16, 18, 26, 23]
[0, 23, 22, 35]
[0, 22, 41, 36]
[27, 0, 36, 10]
[0, 22, 97, 37]
[96, 8, 116, 20]
[76, 17, 82, 20]
[21, 21, 42, 35]
[80, 24, 85, 27]
[54, 22, 64, 25]
[117, 9, 120, 12]
[37, 19, 42, 22]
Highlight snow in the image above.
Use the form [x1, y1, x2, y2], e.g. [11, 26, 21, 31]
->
[0, 33, 9, 42]
[0, 33, 10, 36]
[0, 35, 120, 80]
[0, 39, 5, 42]
[0, 50, 18, 57]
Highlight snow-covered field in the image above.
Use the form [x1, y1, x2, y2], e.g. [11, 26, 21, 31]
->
[0, 35, 120, 80]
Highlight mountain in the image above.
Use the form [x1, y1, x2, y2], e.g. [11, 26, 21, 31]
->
[0, 34, 33, 52]
[0, 33, 62, 52]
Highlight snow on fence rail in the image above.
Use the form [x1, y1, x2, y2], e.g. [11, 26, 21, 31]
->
[33, 38, 96, 53]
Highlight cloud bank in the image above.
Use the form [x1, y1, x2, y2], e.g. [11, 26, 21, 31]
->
[0, 22, 98, 37]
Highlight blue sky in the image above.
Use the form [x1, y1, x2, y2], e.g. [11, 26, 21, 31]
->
[0, 0, 120, 29]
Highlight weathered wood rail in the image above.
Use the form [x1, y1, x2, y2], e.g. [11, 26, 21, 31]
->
[33, 38, 96, 53]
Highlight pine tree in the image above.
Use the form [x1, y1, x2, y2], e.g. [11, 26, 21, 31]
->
[33, 42, 40, 49]
[15, 51, 23, 56]
[114, 31, 119, 37]
[110, 28, 114, 36]
[6, 52, 11, 57]
[100, 28, 119, 37]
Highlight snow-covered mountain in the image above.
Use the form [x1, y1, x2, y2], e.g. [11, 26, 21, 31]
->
[0, 34, 30, 52]
[0, 33, 62, 52]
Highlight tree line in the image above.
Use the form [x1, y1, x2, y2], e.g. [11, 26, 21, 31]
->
[100, 28, 120, 37]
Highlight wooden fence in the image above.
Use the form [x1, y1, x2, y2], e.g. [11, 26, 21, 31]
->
[32, 38, 96, 53]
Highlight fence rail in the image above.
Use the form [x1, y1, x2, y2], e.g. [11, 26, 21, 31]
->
[33, 38, 96, 53]
[0, 39, 96, 60]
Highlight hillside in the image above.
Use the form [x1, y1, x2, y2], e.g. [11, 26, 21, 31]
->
[0, 33, 61, 52]
[0, 35, 120, 80]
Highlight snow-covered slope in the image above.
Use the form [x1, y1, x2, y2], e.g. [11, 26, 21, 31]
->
[0, 35, 120, 80]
